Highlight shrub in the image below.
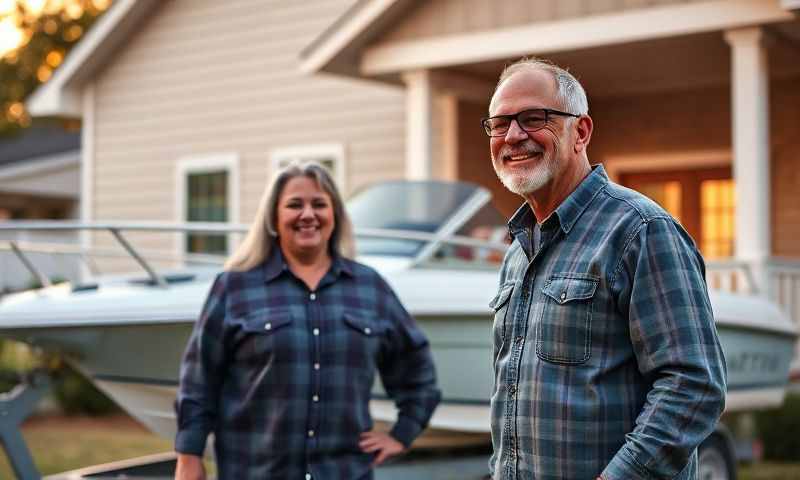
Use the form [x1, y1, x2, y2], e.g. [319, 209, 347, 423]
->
[755, 393, 800, 460]
[52, 363, 120, 416]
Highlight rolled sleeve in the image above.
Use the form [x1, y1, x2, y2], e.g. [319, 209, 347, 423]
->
[606, 218, 727, 478]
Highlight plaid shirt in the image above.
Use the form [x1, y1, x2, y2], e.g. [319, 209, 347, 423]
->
[489, 165, 726, 480]
[175, 249, 440, 479]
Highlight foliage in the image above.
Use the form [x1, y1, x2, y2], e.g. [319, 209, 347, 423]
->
[1, 0, 112, 136]
[755, 393, 800, 461]
[0, 339, 119, 415]
[52, 362, 120, 415]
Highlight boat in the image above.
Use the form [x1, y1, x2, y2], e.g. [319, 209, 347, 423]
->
[0, 180, 796, 448]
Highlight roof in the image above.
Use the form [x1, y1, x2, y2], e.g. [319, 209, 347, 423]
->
[0, 125, 80, 168]
[300, 0, 797, 79]
[26, 0, 162, 117]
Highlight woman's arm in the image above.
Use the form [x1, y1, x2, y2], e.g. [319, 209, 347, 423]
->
[175, 272, 229, 457]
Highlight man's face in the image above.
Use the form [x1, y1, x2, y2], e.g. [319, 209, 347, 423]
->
[489, 69, 575, 197]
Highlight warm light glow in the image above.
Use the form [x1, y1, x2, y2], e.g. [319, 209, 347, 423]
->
[0, 0, 15, 15]
[7, 102, 24, 119]
[65, 2, 83, 19]
[45, 48, 63, 67]
[63, 23, 82, 41]
[43, 18, 58, 34]
[36, 63, 52, 81]
[26, 0, 49, 15]
[92, 0, 111, 10]
[0, 18, 24, 58]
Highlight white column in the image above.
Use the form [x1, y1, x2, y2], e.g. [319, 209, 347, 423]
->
[80, 83, 95, 281]
[724, 27, 771, 293]
[402, 70, 433, 180]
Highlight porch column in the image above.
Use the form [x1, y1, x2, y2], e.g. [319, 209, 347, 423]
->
[402, 70, 433, 180]
[724, 26, 771, 293]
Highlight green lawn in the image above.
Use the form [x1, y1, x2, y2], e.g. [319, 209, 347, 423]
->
[739, 462, 800, 480]
[0, 414, 172, 479]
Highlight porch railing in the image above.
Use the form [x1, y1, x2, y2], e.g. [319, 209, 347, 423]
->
[707, 258, 800, 373]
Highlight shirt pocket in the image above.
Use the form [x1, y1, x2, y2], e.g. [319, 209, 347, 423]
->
[536, 274, 599, 365]
[342, 310, 382, 368]
[489, 282, 515, 343]
[232, 307, 293, 358]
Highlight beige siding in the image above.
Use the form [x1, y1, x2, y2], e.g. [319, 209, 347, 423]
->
[382, 0, 704, 43]
[90, 0, 406, 264]
[455, 75, 800, 257]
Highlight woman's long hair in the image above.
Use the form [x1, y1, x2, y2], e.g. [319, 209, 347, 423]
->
[224, 161, 355, 272]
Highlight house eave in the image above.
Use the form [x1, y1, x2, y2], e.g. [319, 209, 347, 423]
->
[26, 0, 163, 118]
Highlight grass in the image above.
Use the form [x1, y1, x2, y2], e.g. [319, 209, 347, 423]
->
[739, 463, 800, 480]
[0, 414, 798, 479]
[0, 414, 172, 479]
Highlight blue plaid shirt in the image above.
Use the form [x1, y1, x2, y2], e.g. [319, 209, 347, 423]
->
[489, 165, 726, 480]
[175, 248, 440, 479]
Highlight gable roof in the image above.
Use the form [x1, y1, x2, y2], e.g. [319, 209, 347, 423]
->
[26, 0, 162, 118]
[301, 0, 797, 80]
[299, 0, 415, 82]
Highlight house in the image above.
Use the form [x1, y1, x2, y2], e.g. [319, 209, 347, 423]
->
[26, 0, 800, 372]
[0, 123, 81, 291]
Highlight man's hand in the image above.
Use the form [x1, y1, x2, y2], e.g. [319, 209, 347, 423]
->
[359, 430, 406, 466]
[175, 453, 206, 480]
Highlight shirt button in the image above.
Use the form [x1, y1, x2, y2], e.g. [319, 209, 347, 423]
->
[560, 291, 567, 301]
[308, 429, 315, 437]
[364, 327, 371, 335]
[313, 328, 319, 336]
[509, 385, 516, 397]
[312, 395, 319, 402]
[310, 292, 316, 300]
[314, 363, 320, 370]
[264, 323, 272, 330]
[515, 336, 523, 344]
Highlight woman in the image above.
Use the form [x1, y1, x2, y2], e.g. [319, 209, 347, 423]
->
[174, 162, 440, 479]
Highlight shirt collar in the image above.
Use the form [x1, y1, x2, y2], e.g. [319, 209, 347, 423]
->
[262, 246, 353, 283]
[508, 164, 609, 238]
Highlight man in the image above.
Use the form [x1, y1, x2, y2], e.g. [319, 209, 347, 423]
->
[485, 58, 726, 480]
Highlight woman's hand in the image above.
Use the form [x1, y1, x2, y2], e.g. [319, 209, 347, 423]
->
[175, 453, 206, 480]
[358, 430, 406, 466]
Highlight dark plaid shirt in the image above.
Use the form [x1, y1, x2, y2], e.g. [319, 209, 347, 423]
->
[489, 165, 727, 480]
[175, 249, 440, 479]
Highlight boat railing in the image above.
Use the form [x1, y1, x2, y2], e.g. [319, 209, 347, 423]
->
[0, 221, 509, 291]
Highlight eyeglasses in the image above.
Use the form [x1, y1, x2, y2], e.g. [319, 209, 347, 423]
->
[481, 108, 580, 137]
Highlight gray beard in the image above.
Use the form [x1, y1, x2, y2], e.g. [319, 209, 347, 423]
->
[494, 155, 556, 196]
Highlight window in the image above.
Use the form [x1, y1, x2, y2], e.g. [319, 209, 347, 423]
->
[270, 144, 345, 192]
[176, 154, 239, 259]
[621, 167, 734, 260]
[186, 171, 228, 254]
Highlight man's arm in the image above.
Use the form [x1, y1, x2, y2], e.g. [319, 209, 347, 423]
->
[603, 217, 727, 479]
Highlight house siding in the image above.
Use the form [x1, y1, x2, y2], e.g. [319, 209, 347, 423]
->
[381, 0, 706, 43]
[456, 77, 800, 257]
[89, 0, 406, 261]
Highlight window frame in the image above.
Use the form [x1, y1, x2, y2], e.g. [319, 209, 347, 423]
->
[269, 144, 346, 192]
[175, 153, 240, 264]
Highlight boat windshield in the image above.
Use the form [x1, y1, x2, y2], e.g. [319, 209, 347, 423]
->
[348, 181, 509, 266]
[348, 181, 478, 257]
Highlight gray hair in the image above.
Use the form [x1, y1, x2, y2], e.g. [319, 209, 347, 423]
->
[224, 161, 355, 272]
[492, 57, 589, 116]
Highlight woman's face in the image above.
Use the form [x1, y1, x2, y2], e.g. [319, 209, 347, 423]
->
[276, 176, 336, 260]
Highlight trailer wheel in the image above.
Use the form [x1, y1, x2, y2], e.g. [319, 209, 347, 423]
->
[699, 435, 736, 480]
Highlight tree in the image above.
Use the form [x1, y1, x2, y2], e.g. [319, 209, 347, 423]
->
[0, 0, 112, 136]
